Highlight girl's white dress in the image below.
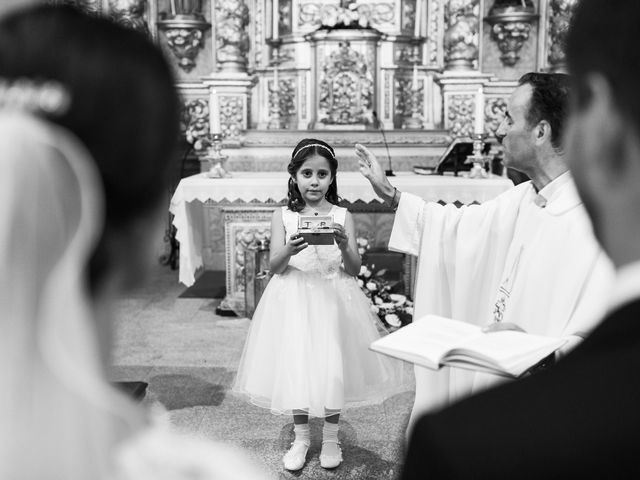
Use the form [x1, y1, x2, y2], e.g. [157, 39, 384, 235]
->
[233, 205, 405, 417]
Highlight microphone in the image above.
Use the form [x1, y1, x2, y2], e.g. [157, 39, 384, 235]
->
[373, 110, 394, 177]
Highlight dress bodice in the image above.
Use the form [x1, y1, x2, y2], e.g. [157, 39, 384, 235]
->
[281, 205, 346, 277]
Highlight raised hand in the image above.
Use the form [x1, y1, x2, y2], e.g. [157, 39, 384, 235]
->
[354, 143, 396, 204]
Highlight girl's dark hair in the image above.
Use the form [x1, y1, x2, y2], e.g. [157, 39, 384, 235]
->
[287, 138, 339, 212]
[0, 5, 180, 292]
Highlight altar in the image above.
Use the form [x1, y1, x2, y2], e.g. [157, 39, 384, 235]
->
[170, 171, 512, 312]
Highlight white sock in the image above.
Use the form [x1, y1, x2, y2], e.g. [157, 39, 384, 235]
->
[293, 423, 310, 446]
[322, 421, 339, 444]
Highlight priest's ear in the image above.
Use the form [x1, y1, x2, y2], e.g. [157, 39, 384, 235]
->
[533, 119, 552, 147]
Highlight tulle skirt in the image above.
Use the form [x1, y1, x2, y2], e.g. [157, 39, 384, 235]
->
[232, 268, 406, 417]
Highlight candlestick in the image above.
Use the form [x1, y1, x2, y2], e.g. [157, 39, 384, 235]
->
[210, 89, 221, 134]
[272, 0, 279, 40]
[474, 87, 484, 135]
[414, 0, 422, 37]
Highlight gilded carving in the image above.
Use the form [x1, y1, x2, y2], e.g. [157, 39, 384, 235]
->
[277, 78, 296, 125]
[163, 27, 206, 72]
[486, 1, 537, 67]
[443, 0, 480, 71]
[485, 97, 507, 136]
[222, 207, 275, 314]
[427, 0, 440, 65]
[448, 94, 475, 137]
[395, 77, 423, 119]
[181, 98, 211, 154]
[254, 0, 263, 66]
[318, 41, 374, 125]
[489, 20, 533, 66]
[220, 95, 244, 142]
[298, 1, 393, 30]
[108, 0, 148, 34]
[547, 0, 578, 70]
[215, 0, 250, 72]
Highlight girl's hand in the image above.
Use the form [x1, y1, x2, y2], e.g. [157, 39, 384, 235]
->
[333, 223, 349, 251]
[287, 234, 307, 255]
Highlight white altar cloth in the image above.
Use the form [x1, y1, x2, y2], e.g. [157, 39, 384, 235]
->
[170, 172, 513, 286]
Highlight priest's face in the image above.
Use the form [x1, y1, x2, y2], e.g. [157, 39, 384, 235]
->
[496, 83, 537, 175]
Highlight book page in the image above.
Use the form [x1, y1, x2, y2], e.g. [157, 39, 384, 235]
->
[445, 330, 566, 377]
[369, 316, 480, 369]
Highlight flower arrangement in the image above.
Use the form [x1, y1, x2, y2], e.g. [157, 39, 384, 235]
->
[356, 237, 414, 331]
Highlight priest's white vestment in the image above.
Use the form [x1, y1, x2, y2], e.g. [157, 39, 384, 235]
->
[389, 173, 615, 427]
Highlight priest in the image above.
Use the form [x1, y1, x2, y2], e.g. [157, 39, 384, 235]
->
[355, 72, 615, 430]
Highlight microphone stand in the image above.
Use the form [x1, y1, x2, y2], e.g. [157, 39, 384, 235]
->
[373, 111, 394, 176]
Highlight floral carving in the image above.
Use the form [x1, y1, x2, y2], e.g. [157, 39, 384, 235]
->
[318, 41, 374, 125]
[298, 1, 394, 30]
[427, 0, 440, 65]
[163, 27, 206, 72]
[269, 78, 296, 129]
[108, 0, 148, 34]
[215, 0, 250, 72]
[447, 94, 475, 137]
[547, 0, 578, 70]
[443, 0, 480, 71]
[485, 97, 507, 136]
[220, 95, 244, 142]
[180, 98, 210, 154]
[395, 77, 423, 119]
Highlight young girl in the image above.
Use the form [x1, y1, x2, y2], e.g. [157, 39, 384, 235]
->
[232, 139, 404, 471]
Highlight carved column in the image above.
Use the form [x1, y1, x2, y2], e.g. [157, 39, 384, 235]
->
[443, 0, 480, 71]
[546, 0, 579, 72]
[214, 0, 251, 73]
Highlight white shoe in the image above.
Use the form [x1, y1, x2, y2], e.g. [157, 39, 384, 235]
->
[319, 441, 343, 469]
[283, 441, 309, 471]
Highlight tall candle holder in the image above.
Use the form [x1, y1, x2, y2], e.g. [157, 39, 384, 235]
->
[204, 133, 230, 178]
[466, 133, 489, 179]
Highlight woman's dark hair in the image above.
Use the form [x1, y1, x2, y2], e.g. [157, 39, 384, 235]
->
[0, 5, 180, 292]
[287, 138, 339, 212]
[518, 72, 570, 151]
[567, 0, 640, 137]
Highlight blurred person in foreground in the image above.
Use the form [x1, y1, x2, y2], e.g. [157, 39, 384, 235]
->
[0, 5, 269, 480]
[400, 0, 640, 477]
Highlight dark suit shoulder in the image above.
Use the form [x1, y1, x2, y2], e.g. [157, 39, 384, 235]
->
[401, 303, 640, 479]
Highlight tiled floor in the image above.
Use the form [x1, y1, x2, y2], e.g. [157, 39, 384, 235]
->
[109, 264, 415, 479]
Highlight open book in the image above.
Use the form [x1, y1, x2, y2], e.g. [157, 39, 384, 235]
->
[370, 315, 567, 378]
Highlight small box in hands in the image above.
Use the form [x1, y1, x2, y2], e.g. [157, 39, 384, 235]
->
[297, 214, 334, 245]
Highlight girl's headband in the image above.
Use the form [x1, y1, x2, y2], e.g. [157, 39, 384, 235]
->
[292, 143, 334, 160]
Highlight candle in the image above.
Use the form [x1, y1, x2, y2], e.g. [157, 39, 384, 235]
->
[414, 0, 422, 37]
[474, 87, 484, 135]
[210, 89, 221, 134]
[273, 0, 279, 40]
[170, 0, 176, 16]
